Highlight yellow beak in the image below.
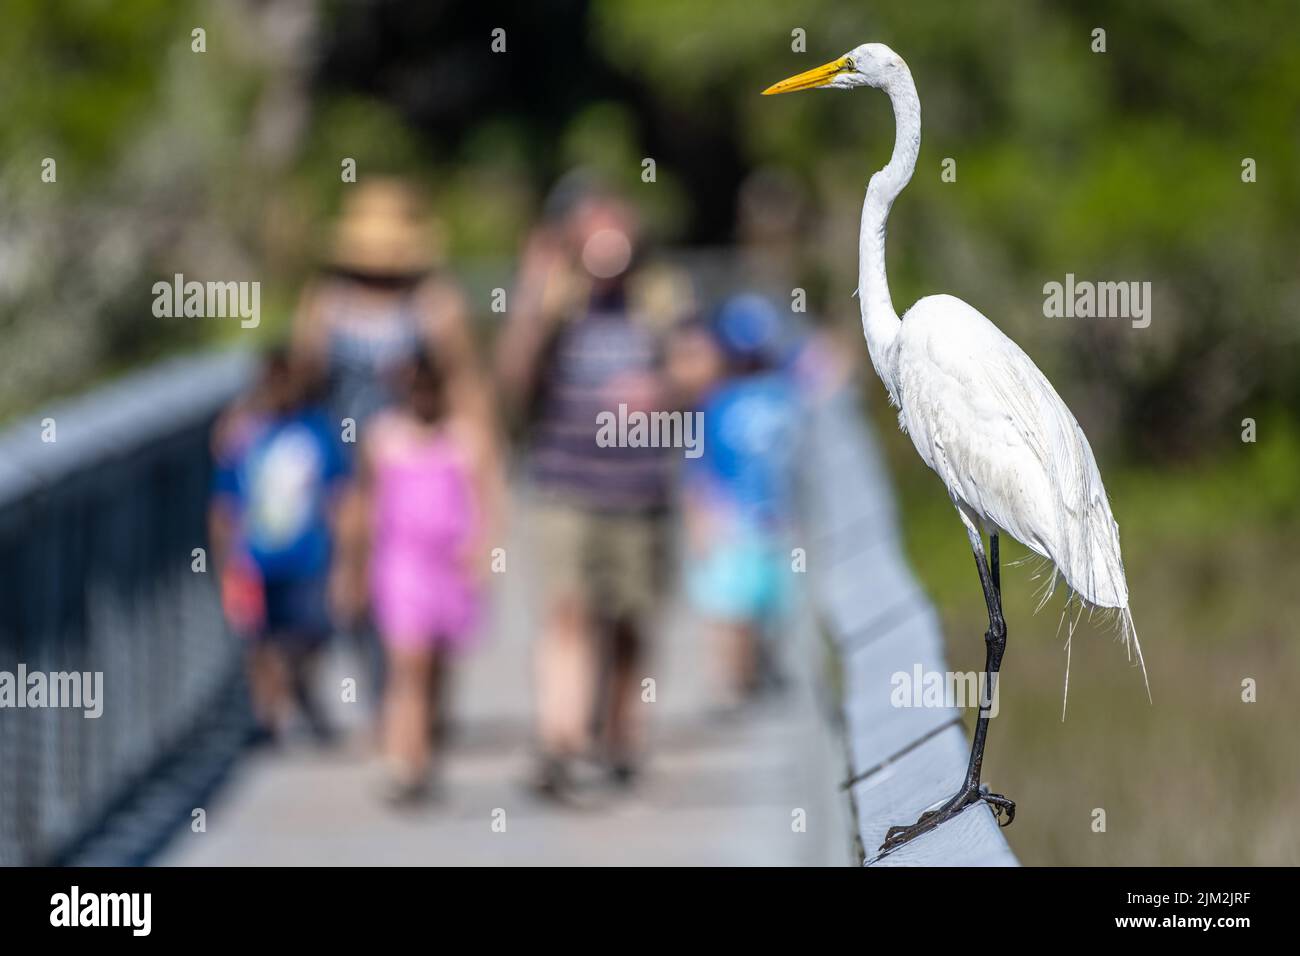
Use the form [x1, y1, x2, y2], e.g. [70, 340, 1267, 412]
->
[762, 56, 850, 95]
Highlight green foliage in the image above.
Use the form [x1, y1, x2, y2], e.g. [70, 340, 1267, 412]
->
[599, 0, 1300, 459]
[0, 0, 184, 183]
[6, 0, 1298, 453]
[0, 0, 271, 416]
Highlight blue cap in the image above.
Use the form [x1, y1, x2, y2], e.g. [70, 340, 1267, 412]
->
[713, 294, 782, 362]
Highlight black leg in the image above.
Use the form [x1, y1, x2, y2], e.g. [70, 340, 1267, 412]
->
[961, 535, 1008, 797]
[879, 529, 1016, 854]
[990, 531, 1000, 596]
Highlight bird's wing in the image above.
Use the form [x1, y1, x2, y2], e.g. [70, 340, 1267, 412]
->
[899, 295, 1128, 609]
[978, 341, 1128, 608]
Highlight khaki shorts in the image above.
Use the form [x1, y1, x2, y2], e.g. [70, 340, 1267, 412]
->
[532, 498, 667, 620]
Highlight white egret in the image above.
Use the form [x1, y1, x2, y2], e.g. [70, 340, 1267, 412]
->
[764, 44, 1148, 852]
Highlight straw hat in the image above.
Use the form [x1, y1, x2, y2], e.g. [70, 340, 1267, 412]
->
[329, 178, 443, 276]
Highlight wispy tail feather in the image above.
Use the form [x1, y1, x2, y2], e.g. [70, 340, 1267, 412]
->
[1055, 590, 1074, 720]
[1121, 606, 1151, 704]
[1043, 586, 1150, 718]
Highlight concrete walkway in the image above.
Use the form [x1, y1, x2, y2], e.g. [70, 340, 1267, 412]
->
[159, 502, 850, 866]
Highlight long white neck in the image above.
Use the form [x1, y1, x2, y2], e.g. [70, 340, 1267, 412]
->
[859, 66, 920, 403]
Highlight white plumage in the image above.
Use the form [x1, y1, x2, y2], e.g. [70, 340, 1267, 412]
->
[765, 39, 1148, 847]
[895, 293, 1128, 612]
[767, 43, 1149, 704]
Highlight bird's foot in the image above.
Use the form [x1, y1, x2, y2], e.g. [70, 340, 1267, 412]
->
[878, 784, 1015, 854]
[981, 786, 1016, 827]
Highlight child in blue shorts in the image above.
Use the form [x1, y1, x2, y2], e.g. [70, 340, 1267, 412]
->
[210, 349, 349, 742]
[676, 295, 800, 706]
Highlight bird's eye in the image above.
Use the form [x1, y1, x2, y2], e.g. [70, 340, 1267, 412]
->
[842, 58, 855, 72]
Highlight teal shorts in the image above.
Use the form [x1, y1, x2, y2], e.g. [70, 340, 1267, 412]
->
[687, 532, 789, 622]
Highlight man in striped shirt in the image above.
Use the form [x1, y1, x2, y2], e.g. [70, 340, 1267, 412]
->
[498, 183, 687, 797]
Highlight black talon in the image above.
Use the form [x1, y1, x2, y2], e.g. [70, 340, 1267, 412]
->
[986, 793, 1016, 827]
[878, 785, 1017, 852]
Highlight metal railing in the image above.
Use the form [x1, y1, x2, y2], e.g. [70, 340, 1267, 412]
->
[800, 383, 1018, 866]
[0, 350, 255, 865]
[0, 277, 1017, 867]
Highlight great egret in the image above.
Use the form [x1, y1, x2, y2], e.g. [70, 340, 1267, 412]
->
[764, 44, 1148, 853]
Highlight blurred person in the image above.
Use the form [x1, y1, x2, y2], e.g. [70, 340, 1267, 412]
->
[291, 177, 485, 434]
[338, 353, 503, 804]
[735, 167, 858, 402]
[209, 348, 349, 744]
[496, 180, 685, 796]
[677, 295, 801, 707]
[290, 177, 495, 715]
[666, 316, 727, 409]
[735, 167, 812, 301]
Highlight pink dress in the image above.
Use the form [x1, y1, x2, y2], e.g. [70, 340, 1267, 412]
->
[369, 414, 482, 649]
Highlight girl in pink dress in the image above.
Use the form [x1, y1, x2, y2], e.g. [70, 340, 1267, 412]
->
[350, 354, 501, 801]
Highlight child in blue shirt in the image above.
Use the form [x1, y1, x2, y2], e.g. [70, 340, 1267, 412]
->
[210, 349, 349, 741]
[678, 295, 800, 705]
